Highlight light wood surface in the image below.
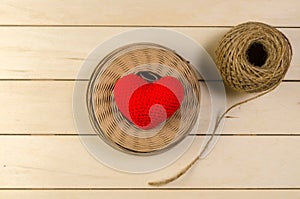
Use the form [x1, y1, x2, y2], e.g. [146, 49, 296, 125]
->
[0, 190, 299, 199]
[1, 136, 300, 188]
[1, 0, 299, 198]
[0, 81, 299, 135]
[0, 27, 299, 80]
[0, 0, 298, 26]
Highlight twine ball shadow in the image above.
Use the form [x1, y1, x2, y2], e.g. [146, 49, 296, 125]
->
[215, 22, 292, 93]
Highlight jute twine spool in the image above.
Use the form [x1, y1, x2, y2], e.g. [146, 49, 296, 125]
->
[149, 22, 292, 186]
[87, 43, 200, 155]
[216, 22, 292, 93]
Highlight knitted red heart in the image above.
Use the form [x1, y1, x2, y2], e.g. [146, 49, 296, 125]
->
[114, 74, 184, 129]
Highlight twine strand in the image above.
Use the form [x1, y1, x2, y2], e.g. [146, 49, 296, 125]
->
[148, 22, 292, 186]
[215, 22, 292, 93]
[148, 88, 273, 186]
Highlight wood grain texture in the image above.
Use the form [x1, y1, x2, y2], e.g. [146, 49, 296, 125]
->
[0, 190, 299, 199]
[0, 27, 298, 80]
[1, 0, 299, 196]
[0, 0, 298, 26]
[0, 81, 299, 135]
[1, 136, 299, 188]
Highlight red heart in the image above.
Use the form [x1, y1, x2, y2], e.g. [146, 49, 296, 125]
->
[114, 74, 184, 129]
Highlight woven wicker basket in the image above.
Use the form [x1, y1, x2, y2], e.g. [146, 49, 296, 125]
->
[87, 43, 201, 155]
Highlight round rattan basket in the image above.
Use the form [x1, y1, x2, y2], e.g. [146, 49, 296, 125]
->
[87, 43, 201, 155]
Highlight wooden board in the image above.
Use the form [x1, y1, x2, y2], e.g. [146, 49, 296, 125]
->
[0, 0, 299, 26]
[1, 0, 299, 197]
[0, 190, 299, 199]
[0, 81, 299, 135]
[1, 136, 299, 188]
[0, 27, 298, 80]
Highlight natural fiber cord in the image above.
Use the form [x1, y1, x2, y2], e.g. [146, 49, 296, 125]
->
[216, 22, 292, 93]
[148, 21, 292, 186]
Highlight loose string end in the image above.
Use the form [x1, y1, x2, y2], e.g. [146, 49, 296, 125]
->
[148, 89, 272, 186]
[148, 153, 201, 186]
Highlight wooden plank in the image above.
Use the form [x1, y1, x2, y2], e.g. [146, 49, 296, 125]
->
[0, 136, 299, 188]
[0, 81, 74, 134]
[0, 0, 299, 26]
[0, 27, 298, 80]
[0, 190, 299, 199]
[0, 81, 299, 135]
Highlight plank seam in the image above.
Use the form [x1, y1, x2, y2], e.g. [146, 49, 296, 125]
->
[0, 134, 299, 136]
[0, 188, 299, 191]
[0, 25, 298, 28]
[0, 79, 299, 82]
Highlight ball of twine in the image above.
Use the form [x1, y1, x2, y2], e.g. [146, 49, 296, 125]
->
[87, 43, 201, 155]
[215, 22, 292, 93]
